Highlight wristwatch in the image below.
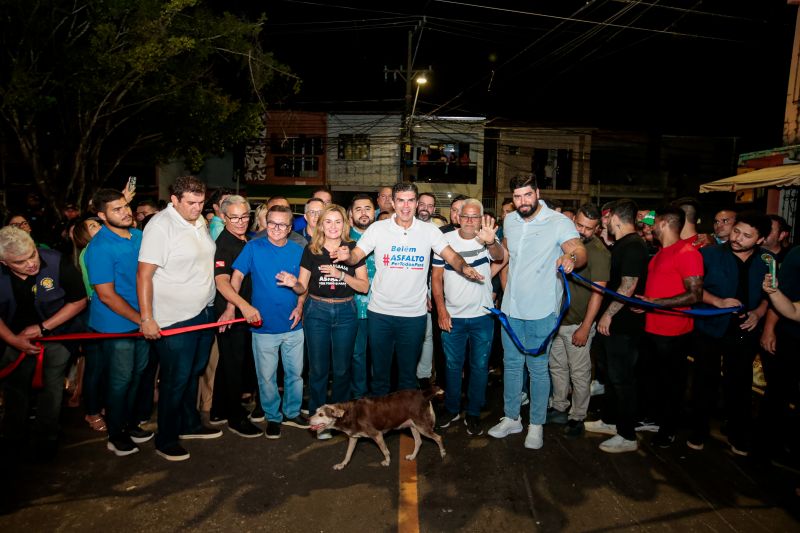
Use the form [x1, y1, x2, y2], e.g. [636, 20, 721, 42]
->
[39, 322, 50, 335]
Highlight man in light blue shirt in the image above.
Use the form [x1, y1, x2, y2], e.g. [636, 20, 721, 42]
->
[488, 175, 587, 450]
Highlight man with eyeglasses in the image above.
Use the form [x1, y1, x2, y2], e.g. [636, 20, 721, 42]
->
[208, 195, 263, 439]
[228, 205, 308, 440]
[713, 209, 737, 245]
[302, 198, 324, 243]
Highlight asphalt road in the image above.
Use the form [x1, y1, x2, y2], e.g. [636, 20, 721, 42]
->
[1, 378, 798, 532]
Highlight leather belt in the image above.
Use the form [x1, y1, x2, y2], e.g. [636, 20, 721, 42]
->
[309, 294, 353, 304]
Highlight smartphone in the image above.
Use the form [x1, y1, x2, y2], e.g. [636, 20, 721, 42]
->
[126, 176, 137, 193]
[761, 253, 777, 288]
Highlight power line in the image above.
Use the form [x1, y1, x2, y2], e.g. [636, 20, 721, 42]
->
[432, 0, 743, 42]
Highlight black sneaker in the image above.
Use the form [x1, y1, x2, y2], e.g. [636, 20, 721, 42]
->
[209, 414, 228, 426]
[436, 407, 461, 429]
[249, 406, 265, 423]
[546, 408, 568, 425]
[228, 420, 263, 439]
[464, 415, 483, 436]
[564, 419, 585, 439]
[107, 436, 139, 457]
[651, 433, 676, 449]
[128, 426, 154, 444]
[282, 415, 310, 429]
[178, 426, 223, 440]
[265, 421, 281, 439]
[156, 444, 190, 462]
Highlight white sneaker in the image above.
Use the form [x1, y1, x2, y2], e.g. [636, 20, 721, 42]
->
[524, 424, 543, 449]
[599, 434, 638, 453]
[584, 419, 617, 435]
[488, 416, 523, 438]
[590, 380, 605, 396]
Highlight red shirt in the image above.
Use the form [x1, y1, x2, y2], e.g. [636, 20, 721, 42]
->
[644, 239, 704, 336]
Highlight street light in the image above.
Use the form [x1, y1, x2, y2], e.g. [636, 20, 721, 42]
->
[409, 75, 427, 123]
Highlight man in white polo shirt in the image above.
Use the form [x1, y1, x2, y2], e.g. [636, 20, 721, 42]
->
[488, 175, 587, 450]
[137, 176, 220, 462]
[336, 183, 484, 397]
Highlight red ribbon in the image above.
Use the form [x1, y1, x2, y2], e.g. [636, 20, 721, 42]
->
[0, 317, 258, 388]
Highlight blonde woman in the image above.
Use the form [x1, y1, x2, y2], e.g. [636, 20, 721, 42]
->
[293, 205, 368, 439]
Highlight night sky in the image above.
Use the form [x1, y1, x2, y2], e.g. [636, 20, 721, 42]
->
[240, 0, 798, 152]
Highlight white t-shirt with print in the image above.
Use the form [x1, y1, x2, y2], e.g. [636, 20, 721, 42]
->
[356, 215, 448, 317]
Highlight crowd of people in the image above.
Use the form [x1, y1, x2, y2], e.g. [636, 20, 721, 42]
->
[0, 176, 798, 475]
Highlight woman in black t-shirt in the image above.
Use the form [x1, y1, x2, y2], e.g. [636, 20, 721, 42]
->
[298, 205, 368, 439]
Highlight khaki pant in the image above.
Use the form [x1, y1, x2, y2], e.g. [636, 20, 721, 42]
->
[198, 338, 219, 412]
[548, 323, 595, 420]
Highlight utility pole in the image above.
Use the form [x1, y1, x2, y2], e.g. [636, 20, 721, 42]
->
[384, 19, 431, 181]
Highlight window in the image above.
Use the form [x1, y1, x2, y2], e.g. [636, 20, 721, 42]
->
[269, 135, 323, 178]
[338, 134, 370, 160]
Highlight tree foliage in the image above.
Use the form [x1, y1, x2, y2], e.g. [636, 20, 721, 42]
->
[0, 0, 298, 210]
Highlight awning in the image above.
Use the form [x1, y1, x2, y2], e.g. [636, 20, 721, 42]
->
[699, 164, 800, 193]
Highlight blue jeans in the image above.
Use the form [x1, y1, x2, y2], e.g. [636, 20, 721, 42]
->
[351, 317, 369, 399]
[441, 314, 494, 416]
[368, 311, 427, 396]
[500, 314, 557, 425]
[304, 298, 357, 413]
[153, 307, 216, 449]
[103, 337, 150, 439]
[82, 339, 105, 416]
[252, 329, 304, 423]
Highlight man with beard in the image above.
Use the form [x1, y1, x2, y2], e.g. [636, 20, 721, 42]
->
[85, 189, 153, 456]
[638, 206, 703, 449]
[348, 193, 376, 399]
[0, 227, 87, 459]
[713, 209, 737, 245]
[416, 193, 436, 223]
[416, 192, 437, 388]
[588, 199, 649, 453]
[336, 183, 484, 397]
[138, 176, 220, 461]
[547, 204, 610, 438]
[488, 175, 586, 450]
[689, 212, 771, 455]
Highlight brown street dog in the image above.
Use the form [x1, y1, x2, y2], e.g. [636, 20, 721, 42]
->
[308, 388, 447, 470]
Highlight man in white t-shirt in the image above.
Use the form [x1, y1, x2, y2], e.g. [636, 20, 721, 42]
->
[336, 183, 484, 396]
[432, 199, 505, 436]
[137, 176, 220, 462]
[488, 175, 587, 451]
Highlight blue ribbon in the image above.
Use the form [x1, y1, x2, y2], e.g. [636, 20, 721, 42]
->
[487, 266, 743, 357]
[568, 271, 743, 317]
[485, 267, 571, 356]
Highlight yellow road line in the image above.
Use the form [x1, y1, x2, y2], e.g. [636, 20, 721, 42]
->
[398, 434, 420, 533]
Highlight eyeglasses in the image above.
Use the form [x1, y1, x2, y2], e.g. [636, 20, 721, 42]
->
[306, 210, 322, 217]
[460, 214, 482, 220]
[267, 221, 290, 231]
[713, 218, 733, 226]
[226, 214, 251, 224]
[9, 221, 30, 228]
